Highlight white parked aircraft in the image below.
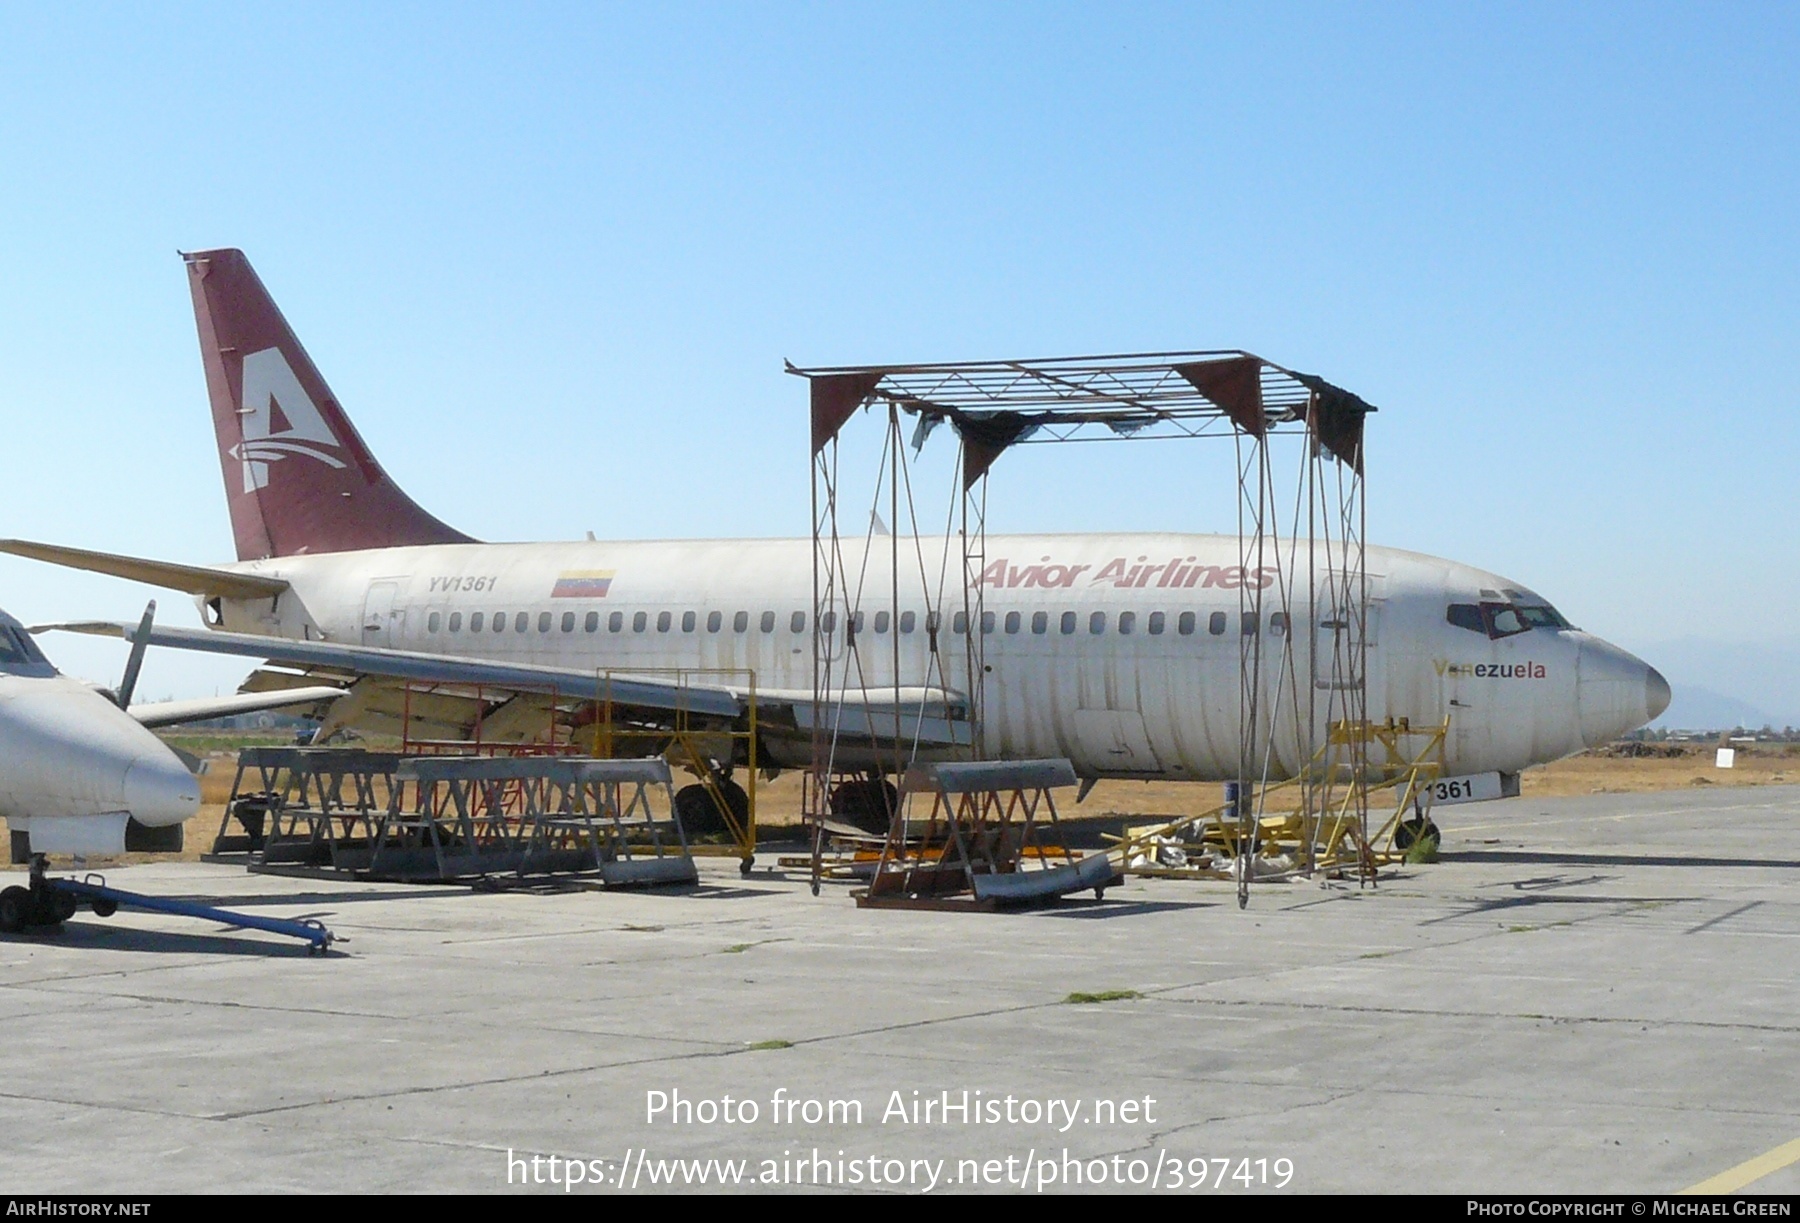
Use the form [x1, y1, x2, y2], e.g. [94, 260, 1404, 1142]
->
[6, 249, 1669, 829]
[0, 600, 338, 930]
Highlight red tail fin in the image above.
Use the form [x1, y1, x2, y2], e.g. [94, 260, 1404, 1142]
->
[183, 248, 475, 560]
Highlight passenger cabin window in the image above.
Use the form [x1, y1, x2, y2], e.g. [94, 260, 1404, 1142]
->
[790, 611, 805, 634]
[852, 611, 865, 634]
[1148, 611, 1164, 635]
[1061, 611, 1077, 635]
[1118, 611, 1136, 635]
[633, 612, 648, 632]
[953, 611, 967, 634]
[708, 611, 723, 633]
[562, 612, 576, 632]
[657, 612, 671, 632]
[516, 612, 529, 632]
[471, 612, 485, 632]
[585, 612, 599, 632]
[760, 611, 775, 633]
[821, 611, 837, 634]
[1242, 613, 1259, 635]
[900, 611, 916, 634]
[428, 612, 441, 633]
[682, 611, 696, 633]
[874, 611, 890, 633]
[1270, 612, 1288, 636]
[539, 612, 552, 632]
[1089, 611, 1106, 635]
[1004, 611, 1020, 634]
[981, 611, 995, 635]
[1031, 611, 1048, 635]
[1180, 612, 1197, 636]
[1208, 611, 1226, 636]
[448, 612, 462, 632]
[733, 611, 748, 633]
[608, 611, 623, 632]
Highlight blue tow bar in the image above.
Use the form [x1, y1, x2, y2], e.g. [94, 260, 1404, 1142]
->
[49, 876, 335, 954]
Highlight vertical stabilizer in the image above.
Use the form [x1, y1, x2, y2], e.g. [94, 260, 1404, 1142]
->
[183, 248, 474, 559]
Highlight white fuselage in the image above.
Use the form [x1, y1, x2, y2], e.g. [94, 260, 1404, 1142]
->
[207, 532, 1667, 782]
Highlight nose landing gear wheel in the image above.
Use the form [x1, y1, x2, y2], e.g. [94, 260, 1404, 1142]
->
[1394, 818, 1441, 850]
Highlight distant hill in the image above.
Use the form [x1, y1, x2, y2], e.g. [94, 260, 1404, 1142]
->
[1632, 638, 1800, 731]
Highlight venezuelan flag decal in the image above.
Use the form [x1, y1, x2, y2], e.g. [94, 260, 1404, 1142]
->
[551, 570, 615, 598]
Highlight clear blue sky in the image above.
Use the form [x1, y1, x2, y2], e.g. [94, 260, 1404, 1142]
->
[0, 3, 1795, 704]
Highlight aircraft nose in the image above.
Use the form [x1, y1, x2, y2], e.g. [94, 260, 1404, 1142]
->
[122, 752, 200, 828]
[1577, 639, 1667, 748]
[1647, 665, 1672, 722]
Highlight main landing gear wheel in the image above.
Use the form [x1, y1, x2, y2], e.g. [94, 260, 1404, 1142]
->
[674, 779, 750, 838]
[829, 777, 899, 835]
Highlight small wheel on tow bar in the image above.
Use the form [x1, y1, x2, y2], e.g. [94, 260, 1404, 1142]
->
[92, 897, 118, 919]
[0, 886, 29, 933]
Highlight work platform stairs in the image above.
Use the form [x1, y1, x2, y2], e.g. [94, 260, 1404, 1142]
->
[210, 747, 696, 886]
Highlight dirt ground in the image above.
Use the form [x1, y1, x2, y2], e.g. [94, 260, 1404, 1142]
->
[123, 739, 1794, 864]
[6, 738, 1784, 869]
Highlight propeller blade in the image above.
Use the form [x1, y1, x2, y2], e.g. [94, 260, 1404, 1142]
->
[115, 599, 156, 709]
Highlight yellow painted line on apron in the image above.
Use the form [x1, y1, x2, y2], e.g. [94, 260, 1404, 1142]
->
[1684, 1134, 1800, 1194]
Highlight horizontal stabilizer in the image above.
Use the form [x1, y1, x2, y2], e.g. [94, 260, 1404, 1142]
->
[0, 538, 287, 599]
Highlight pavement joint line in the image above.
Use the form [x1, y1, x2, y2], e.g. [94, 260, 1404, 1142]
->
[123, 985, 1312, 1124]
[3, 984, 748, 1047]
[1, 956, 249, 990]
[0, 1088, 217, 1123]
[1149, 994, 1800, 1034]
[1682, 1134, 1800, 1195]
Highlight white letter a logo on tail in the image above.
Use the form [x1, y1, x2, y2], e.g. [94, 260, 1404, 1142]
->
[230, 346, 347, 491]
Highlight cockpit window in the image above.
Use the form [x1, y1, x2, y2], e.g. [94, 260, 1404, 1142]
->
[0, 626, 49, 669]
[1516, 604, 1571, 630]
[1486, 604, 1529, 638]
[1446, 602, 1540, 640]
[1446, 604, 1485, 635]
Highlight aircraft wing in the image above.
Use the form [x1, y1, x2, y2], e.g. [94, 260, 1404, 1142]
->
[127, 686, 346, 730]
[45, 621, 745, 719]
[44, 622, 971, 751]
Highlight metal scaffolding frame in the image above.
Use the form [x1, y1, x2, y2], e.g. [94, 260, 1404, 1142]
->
[791, 350, 1378, 904]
